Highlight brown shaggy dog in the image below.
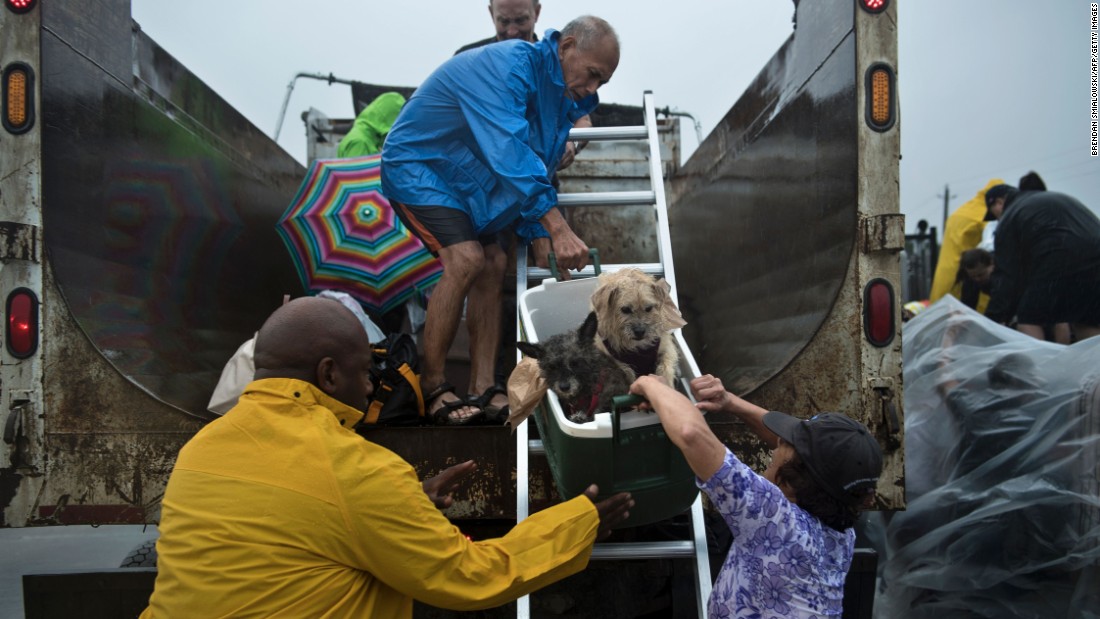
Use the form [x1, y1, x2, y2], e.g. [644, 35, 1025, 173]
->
[589, 269, 686, 385]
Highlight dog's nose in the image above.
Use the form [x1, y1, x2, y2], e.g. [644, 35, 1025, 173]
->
[632, 326, 648, 339]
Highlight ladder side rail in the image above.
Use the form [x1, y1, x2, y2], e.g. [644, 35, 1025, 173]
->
[641, 91, 681, 306]
[689, 496, 713, 612]
[642, 92, 713, 616]
[515, 244, 532, 619]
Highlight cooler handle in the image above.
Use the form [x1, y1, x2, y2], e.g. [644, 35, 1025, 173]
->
[611, 394, 646, 444]
[548, 248, 601, 281]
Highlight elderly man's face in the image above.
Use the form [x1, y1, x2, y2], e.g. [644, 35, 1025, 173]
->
[559, 35, 619, 102]
[489, 0, 540, 42]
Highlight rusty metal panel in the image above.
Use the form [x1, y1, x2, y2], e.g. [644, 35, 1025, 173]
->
[3, 261, 203, 526]
[0, 222, 40, 262]
[855, 0, 905, 508]
[363, 426, 561, 519]
[669, 1, 858, 398]
[666, 0, 905, 509]
[861, 213, 905, 253]
[37, 11, 304, 417]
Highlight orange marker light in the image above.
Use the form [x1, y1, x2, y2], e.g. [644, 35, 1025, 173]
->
[864, 64, 895, 132]
[3, 63, 35, 134]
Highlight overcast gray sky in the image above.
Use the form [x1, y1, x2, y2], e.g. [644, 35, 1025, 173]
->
[131, 1, 1099, 231]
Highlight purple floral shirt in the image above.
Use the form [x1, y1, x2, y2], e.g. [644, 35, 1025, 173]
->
[698, 449, 854, 618]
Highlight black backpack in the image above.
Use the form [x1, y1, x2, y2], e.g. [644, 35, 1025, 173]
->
[360, 333, 427, 427]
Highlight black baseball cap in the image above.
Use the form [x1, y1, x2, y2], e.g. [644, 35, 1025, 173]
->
[762, 411, 883, 505]
[983, 184, 1015, 221]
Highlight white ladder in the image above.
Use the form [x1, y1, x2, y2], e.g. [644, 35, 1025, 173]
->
[514, 91, 712, 618]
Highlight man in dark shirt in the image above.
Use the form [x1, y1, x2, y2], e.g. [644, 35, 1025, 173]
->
[984, 184, 1100, 342]
[455, 0, 542, 54]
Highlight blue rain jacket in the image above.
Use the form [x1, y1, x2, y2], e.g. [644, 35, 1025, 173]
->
[380, 29, 598, 242]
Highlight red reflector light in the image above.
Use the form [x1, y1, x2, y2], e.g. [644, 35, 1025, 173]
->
[863, 279, 895, 347]
[5, 0, 37, 14]
[860, 0, 888, 13]
[6, 288, 39, 358]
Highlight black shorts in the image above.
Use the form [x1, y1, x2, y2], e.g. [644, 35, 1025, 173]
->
[391, 201, 502, 256]
[1016, 276, 1100, 326]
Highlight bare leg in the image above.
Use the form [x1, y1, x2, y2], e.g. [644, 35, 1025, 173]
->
[1052, 323, 1072, 344]
[423, 241, 484, 421]
[1071, 323, 1100, 342]
[1016, 323, 1046, 341]
[467, 243, 508, 410]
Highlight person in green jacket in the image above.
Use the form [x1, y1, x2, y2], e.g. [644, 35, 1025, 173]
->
[338, 92, 406, 157]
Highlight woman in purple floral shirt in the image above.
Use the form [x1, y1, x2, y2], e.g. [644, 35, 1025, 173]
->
[630, 374, 883, 619]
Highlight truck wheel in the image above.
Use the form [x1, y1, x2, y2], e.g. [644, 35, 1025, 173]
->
[120, 539, 158, 568]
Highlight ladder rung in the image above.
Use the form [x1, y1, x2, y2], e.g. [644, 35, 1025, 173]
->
[525, 263, 664, 282]
[568, 126, 647, 141]
[591, 541, 696, 560]
[528, 439, 545, 456]
[557, 191, 655, 207]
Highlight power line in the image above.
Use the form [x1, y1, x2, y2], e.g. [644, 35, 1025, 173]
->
[1041, 167, 1100, 184]
[940, 147, 1081, 188]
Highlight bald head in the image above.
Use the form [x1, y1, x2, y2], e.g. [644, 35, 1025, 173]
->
[561, 15, 619, 56]
[558, 15, 620, 102]
[254, 297, 374, 409]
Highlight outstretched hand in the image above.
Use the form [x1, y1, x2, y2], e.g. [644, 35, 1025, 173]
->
[689, 374, 732, 413]
[582, 485, 633, 540]
[423, 460, 477, 510]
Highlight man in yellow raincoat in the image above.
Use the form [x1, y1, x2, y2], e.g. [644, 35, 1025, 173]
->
[928, 179, 1004, 314]
[140, 296, 633, 618]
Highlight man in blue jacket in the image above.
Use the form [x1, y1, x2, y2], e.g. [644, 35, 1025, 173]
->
[382, 15, 619, 424]
[455, 0, 593, 172]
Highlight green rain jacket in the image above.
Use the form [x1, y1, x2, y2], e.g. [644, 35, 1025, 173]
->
[337, 92, 406, 157]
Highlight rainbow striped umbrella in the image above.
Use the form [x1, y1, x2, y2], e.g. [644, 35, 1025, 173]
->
[276, 155, 442, 315]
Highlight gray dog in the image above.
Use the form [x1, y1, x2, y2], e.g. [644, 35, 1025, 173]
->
[517, 312, 633, 423]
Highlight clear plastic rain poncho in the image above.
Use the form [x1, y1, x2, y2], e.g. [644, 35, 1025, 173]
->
[864, 295, 1100, 619]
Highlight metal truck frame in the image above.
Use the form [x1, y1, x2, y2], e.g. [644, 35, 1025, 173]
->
[3, 0, 901, 615]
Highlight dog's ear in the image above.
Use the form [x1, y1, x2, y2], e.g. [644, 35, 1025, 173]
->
[590, 275, 616, 319]
[517, 341, 543, 359]
[578, 311, 599, 342]
[654, 279, 687, 330]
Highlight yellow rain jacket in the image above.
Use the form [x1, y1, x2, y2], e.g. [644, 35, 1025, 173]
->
[141, 378, 597, 618]
[928, 178, 1003, 312]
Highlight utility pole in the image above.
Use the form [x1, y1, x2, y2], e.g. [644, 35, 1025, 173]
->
[937, 183, 956, 232]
